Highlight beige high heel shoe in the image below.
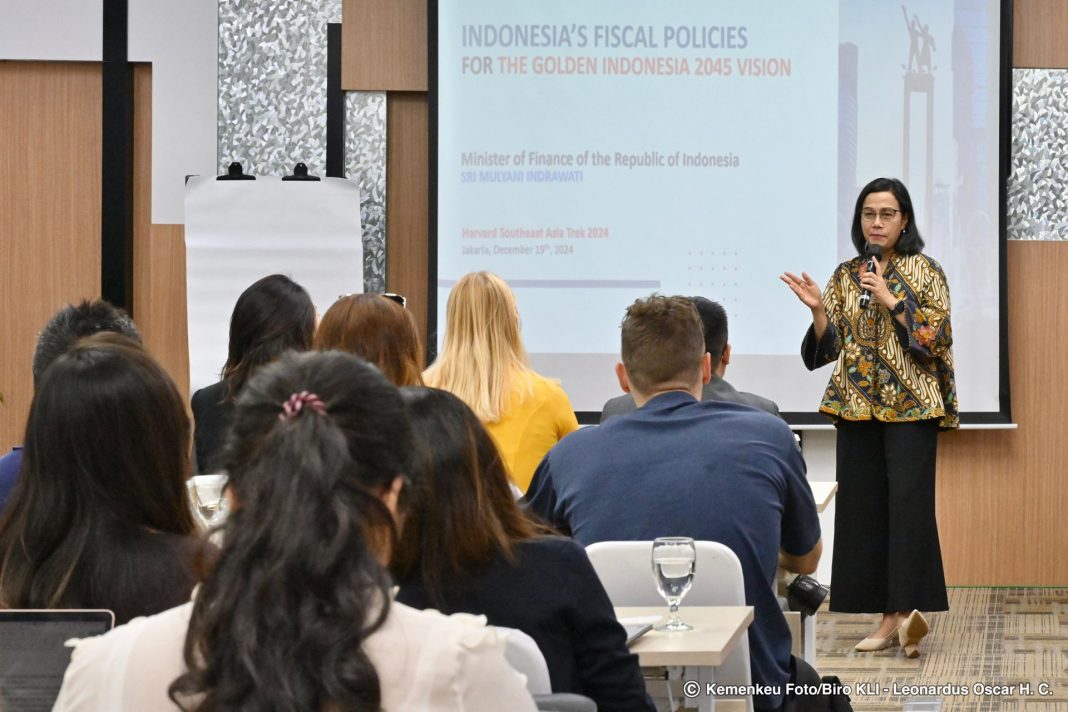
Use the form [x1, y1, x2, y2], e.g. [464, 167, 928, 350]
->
[854, 631, 899, 652]
[898, 610, 930, 658]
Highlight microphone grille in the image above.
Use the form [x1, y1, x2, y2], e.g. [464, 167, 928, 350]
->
[866, 244, 884, 259]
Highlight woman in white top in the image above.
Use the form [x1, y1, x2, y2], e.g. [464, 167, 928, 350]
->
[54, 351, 536, 712]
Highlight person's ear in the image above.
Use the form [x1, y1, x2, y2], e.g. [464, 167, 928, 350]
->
[615, 362, 630, 393]
[381, 475, 406, 518]
[720, 343, 732, 367]
[701, 352, 712, 385]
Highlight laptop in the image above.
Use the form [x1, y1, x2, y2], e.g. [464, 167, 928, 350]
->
[0, 610, 114, 711]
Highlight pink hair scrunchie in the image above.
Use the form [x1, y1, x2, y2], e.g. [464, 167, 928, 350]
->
[279, 391, 328, 421]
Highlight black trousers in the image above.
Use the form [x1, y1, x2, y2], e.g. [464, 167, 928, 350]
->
[829, 419, 948, 613]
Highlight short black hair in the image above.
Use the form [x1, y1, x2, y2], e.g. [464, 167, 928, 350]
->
[32, 301, 141, 386]
[689, 297, 728, 368]
[850, 177, 926, 256]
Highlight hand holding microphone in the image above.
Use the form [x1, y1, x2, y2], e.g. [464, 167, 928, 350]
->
[858, 244, 884, 310]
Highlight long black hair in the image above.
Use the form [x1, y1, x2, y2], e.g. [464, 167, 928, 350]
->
[171, 351, 413, 712]
[221, 274, 315, 401]
[850, 177, 926, 256]
[392, 387, 551, 608]
[0, 333, 197, 619]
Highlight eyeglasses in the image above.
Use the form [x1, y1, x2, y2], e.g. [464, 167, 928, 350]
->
[861, 208, 903, 223]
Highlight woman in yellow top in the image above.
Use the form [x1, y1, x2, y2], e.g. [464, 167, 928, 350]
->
[425, 271, 578, 492]
[781, 178, 956, 659]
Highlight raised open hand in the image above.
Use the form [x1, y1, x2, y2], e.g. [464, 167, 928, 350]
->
[780, 272, 823, 311]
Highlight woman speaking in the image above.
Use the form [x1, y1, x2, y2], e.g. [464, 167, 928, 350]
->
[780, 177, 956, 658]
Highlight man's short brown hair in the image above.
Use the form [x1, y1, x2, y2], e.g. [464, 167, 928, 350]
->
[621, 295, 705, 393]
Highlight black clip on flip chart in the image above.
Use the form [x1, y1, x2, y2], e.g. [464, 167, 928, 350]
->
[217, 162, 256, 180]
[282, 162, 321, 181]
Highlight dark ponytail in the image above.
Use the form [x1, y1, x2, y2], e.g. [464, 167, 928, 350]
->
[170, 351, 413, 711]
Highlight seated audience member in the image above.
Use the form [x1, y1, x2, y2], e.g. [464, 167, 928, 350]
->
[0, 334, 207, 625]
[601, 296, 779, 421]
[393, 387, 655, 712]
[526, 295, 823, 712]
[54, 352, 536, 712]
[424, 271, 578, 492]
[191, 274, 315, 473]
[314, 293, 424, 386]
[0, 300, 141, 511]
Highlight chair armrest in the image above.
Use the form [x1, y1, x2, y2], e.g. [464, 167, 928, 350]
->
[533, 692, 598, 711]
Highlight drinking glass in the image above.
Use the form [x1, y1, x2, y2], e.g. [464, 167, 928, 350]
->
[187, 474, 230, 529]
[651, 537, 696, 631]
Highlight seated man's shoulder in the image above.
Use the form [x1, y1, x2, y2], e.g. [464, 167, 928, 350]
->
[694, 400, 795, 444]
[544, 421, 601, 456]
[0, 448, 22, 480]
[600, 393, 637, 421]
[737, 390, 781, 416]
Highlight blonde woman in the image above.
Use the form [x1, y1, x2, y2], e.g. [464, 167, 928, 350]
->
[425, 272, 578, 492]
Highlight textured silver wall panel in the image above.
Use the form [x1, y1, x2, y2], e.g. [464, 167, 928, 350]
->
[347, 92, 387, 293]
[218, 0, 388, 289]
[1010, 68, 1068, 241]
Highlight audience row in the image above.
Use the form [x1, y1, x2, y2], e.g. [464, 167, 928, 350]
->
[0, 271, 828, 711]
[0, 282, 654, 711]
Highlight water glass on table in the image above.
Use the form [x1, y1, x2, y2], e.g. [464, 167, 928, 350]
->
[187, 474, 229, 529]
[651, 536, 696, 631]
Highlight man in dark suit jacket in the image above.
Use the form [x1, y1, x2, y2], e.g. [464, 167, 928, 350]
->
[600, 296, 779, 422]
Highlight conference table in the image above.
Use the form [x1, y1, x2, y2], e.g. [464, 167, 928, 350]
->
[617, 605, 754, 712]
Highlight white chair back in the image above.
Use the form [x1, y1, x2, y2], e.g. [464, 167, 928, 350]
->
[585, 540, 753, 708]
[497, 626, 553, 695]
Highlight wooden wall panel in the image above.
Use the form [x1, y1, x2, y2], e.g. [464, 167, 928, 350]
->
[386, 93, 430, 346]
[1013, 0, 1068, 68]
[937, 242, 1068, 585]
[132, 64, 190, 401]
[0, 62, 102, 451]
[342, 0, 428, 91]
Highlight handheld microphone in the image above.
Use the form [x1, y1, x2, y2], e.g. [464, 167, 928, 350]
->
[859, 244, 884, 310]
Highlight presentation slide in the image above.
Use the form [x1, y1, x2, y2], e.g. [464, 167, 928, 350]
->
[435, 0, 1003, 418]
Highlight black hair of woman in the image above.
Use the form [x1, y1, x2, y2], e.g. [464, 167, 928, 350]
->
[850, 177, 926, 256]
[391, 386, 551, 608]
[171, 350, 413, 712]
[221, 274, 316, 401]
[0, 332, 199, 618]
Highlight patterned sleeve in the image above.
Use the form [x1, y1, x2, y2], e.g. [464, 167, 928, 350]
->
[801, 269, 845, 370]
[898, 257, 953, 360]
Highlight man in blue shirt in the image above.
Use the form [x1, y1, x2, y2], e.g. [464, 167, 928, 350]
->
[526, 295, 823, 712]
[0, 301, 141, 512]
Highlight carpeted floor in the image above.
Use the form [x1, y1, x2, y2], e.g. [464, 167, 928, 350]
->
[814, 588, 1068, 711]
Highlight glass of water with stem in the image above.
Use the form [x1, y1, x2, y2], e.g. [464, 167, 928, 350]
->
[651, 537, 696, 631]
[187, 474, 230, 529]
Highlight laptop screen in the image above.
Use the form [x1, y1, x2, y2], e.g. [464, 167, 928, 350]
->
[0, 610, 114, 711]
